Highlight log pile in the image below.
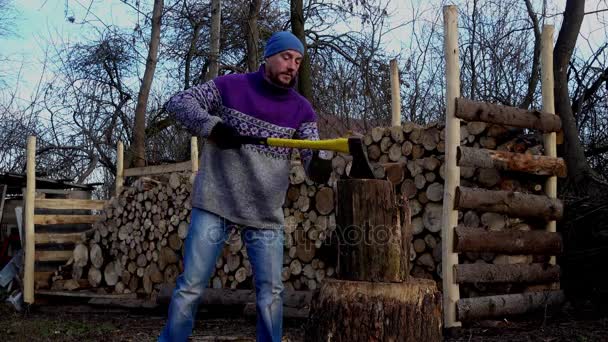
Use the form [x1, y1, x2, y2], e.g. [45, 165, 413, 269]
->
[47, 121, 546, 299]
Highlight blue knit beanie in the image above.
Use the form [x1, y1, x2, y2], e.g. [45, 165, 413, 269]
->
[264, 31, 304, 58]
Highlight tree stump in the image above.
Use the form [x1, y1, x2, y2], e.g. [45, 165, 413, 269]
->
[336, 179, 410, 282]
[306, 279, 442, 342]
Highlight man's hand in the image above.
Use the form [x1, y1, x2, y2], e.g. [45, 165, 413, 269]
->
[308, 150, 333, 184]
[208, 122, 242, 149]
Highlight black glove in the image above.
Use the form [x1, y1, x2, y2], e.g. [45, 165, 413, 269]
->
[308, 150, 333, 184]
[208, 122, 242, 149]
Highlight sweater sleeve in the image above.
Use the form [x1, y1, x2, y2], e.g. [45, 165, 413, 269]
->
[294, 103, 331, 172]
[165, 80, 223, 137]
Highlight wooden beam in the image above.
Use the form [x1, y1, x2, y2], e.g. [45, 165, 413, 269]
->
[35, 232, 85, 244]
[455, 186, 563, 221]
[455, 98, 561, 133]
[457, 146, 567, 177]
[191, 136, 199, 173]
[116, 141, 124, 195]
[35, 250, 72, 262]
[123, 161, 192, 177]
[442, 4, 462, 328]
[35, 199, 106, 210]
[454, 263, 560, 283]
[456, 290, 565, 321]
[454, 225, 562, 255]
[24, 136, 36, 304]
[36, 290, 138, 299]
[541, 25, 558, 266]
[0, 184, 7, 225]
[390, 59, 401, 127]
[34, 214, 101, 225]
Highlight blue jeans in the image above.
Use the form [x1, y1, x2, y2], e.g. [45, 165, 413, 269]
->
[158, 208, 285, 342]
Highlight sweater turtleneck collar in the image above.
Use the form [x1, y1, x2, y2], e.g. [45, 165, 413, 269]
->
[251, 64, 296, 95]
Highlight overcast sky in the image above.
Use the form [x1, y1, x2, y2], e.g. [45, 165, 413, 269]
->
[2, 0, 607, 107]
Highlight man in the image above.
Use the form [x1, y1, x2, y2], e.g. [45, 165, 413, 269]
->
[158, 31, 331, 342]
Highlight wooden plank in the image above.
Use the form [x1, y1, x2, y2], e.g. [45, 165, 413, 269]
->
[455, 98, 561, 132]
[454, 225, 562, 255]
[390, 59, 401, 126]
[454, 263, 561, 283]
[457, 146, 567, 177]
[34, 214, 101, 225]
[441, 5, 462, 328]
[541, 24, 558, 267]
[456, 290, 565, 321]
[123, 161, 192, 178]
[24, 136, 36, 304]
[35, 250, 73, 262]
[191, 136, 199, 173]
[455, 186, 563, 221]
[35, 232, 85, 244]
[36, 290, 138, 299]
[0, 184, 7, 225]
[35, 199, 106, 210]
[116, 141, 124, 194]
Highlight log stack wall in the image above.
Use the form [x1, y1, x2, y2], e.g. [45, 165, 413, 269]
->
[45, 121, 547, 300]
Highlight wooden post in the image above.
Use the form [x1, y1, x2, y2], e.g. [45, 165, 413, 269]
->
[442, 5, 461, 328]
[0, 184, 7, 226]
[24, 136, 36, 304]
[390, 58, 401, 127]
[191, 136, 199, 173]
[541, 25, 557, 265]
[116, 141, 124, 195]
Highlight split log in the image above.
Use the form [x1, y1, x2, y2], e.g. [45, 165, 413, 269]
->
[336, 179, 409, 282]
[306, 279, 442, 342]
[315, 187, 334, 215]
[380, 162, 405, 185]
[104, 261, 118, 286]
[454, 263, 560, 283]
[456, 290, 565, 321]
[454, 226, 562, 255]
[88, 267, 102, 287]
[455, 98, 561, 132]
[457, 146, 567, 177]
[455, 186, 563, 221]
[90, 243, 103, 269]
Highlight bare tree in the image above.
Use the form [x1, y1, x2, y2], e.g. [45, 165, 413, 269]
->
[246, 0, 263, 72]
[132, 0, 164, 167]
[207, 0, 221, 80]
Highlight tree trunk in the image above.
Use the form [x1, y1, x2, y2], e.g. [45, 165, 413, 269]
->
[457, 291, 565, 322]
[131, 0, 163, 167]
[454, 225, 562, 255]
[456, 98, 561, 132]
[306, 279, 442, 342]
[207, 0, 221, 80]
[457, 146, 567, 177]
[455, 263, 561, 283]
[336, 179, 410, 282]
[245, 0, 262, 72]
[554, 0, 593, 188]
[455, 186, 563, 220]
[290, 0, 312, 100]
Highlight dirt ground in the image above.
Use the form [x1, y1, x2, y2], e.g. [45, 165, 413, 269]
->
[1, 301, 607, 341]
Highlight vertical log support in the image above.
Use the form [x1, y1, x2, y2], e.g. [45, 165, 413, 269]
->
[191, 136, 199, 173]
[24, 136, 36, 304]
[116, 141, 124, 195]
[442, 5, 461, 328]
[390, 58, 401, 127]
[541, 25, 557, 265]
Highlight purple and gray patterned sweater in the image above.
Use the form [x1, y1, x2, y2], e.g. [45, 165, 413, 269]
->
[166, 65, 321, 229]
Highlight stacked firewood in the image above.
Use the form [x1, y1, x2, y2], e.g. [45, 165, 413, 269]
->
[49, 121, 543, 296]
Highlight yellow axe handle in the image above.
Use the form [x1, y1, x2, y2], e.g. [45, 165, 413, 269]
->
[266, 137, 350, 153]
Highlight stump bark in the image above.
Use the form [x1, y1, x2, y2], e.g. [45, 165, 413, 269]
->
[306, 279, 442, 342]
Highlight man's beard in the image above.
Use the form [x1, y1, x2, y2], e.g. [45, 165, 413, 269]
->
[267, 69, 297, 88]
